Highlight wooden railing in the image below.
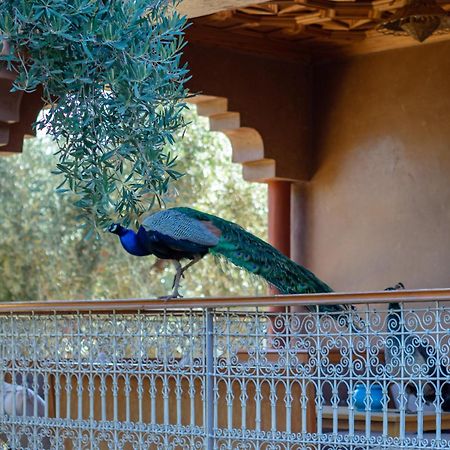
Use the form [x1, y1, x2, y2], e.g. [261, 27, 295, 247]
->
[2, 288, 450, 312]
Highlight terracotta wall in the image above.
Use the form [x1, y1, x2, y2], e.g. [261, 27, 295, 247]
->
[184, 43, 313, 180]
[300, 41, 450, 291]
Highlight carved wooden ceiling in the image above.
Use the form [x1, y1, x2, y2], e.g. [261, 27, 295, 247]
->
[188, 0, 450, 60]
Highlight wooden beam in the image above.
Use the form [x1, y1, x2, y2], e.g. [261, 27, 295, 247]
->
[186, 23, 311, 62]
[176, 0, 267, 18]
[314, 29, 450, 62]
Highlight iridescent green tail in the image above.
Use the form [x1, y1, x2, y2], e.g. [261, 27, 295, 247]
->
[176, 208, 360, 319]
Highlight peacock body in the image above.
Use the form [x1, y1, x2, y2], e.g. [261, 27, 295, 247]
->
[385, 290, 450, 412]
[109, 207, 354, 317]
[166, 207, 333, 295]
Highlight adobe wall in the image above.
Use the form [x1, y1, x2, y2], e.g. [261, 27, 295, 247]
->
[300, 41, 450, 291]
[184, 43, 313, 180]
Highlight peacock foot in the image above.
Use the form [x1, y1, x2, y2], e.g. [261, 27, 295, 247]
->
[158, 292, 184, 301]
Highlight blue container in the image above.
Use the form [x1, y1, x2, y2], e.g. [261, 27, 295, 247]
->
[353, 383, 383, 411]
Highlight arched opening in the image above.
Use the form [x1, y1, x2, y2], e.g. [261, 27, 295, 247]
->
[0, 99, 269, 300]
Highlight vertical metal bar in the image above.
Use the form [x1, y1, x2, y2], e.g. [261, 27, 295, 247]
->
[77, 316, 83, 423]
[150, 374, 156, 425]
[241, 382, 247, 432]
[10, 315, 16, 419]
[88, 313, 95, 448]
[255, 310, 262, 434]
[416, 305, 424, 439]
[225, 312, 233, 436]
[189, 313, 196, 429]
[381, 304, 388, 438]
[226, 378, 233, 431]
[382, 383, 388, 438]
[332, 384, 339, 434]
[137, 373, 143, 423]
[348, 313, 355, 437]
[364, 305, 372, 440]
[32, 313, 38, 419]
[399, 303, 406, 440]
[112, 311, 119, 448]
[176, 373, 182, 427]
[138, 314, 144, 425]
[53, 314, 60, 448]
[417, 385, 424, 438]
[65, 373, 72, 420]
[162, 310, 169, 430]
[43, 315, 49, 419]
[205, 308, 214, 450]
[284, 308, 292, 436]
[300, 377, 307, 434]
[315, 305, 322, 436]
[100, 374, 106, 421]
[270, 378, 277, 434]
[189, 375, 196, 428]
[21, 369, 26, 418]
[435, 300, 442, 442]
[125, 374, 131, 423]
[416, 354, 424, 440]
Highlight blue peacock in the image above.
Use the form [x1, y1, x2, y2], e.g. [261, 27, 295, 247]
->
[108, 206, 358, 321]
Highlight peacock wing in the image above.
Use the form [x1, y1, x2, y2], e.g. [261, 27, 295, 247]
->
[142, 209, 220, 247]
[176, 207, 333, 295]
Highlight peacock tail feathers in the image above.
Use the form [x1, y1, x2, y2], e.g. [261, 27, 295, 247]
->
[175, 207, 334, 296]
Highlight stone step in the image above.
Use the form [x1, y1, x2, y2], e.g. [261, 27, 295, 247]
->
[188, 95, 228, 116]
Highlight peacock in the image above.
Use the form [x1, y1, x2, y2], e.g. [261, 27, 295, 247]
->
[385, 283, 450, 412]
[108, 206, 359, 323]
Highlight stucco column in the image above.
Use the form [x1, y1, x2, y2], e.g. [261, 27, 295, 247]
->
[290, 183, 311, 319]
[268, 181, 291, 257]
[267, 180, 291, 346]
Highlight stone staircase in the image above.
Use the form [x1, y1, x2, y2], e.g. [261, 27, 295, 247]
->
[0, 67, 43, 155]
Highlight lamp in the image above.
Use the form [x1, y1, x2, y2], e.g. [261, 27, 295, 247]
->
[378, 0, 450, 42]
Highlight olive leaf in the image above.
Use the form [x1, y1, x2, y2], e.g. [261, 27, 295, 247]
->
[0, 0, 189, 232]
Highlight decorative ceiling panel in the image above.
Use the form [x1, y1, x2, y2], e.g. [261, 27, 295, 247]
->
[190, 0, 450, 59]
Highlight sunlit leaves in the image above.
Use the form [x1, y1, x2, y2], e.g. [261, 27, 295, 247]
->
[0, 0, 189, 231]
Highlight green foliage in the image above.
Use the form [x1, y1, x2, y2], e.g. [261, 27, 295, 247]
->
[0, 0, 189, 230]
[0, 111, 268, 300]
[0, 136, 102, 300]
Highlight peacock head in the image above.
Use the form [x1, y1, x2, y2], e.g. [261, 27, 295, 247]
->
[108, 223, 125, 236]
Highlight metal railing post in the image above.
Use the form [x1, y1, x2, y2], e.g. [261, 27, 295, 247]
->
[205, 308, 215, 450]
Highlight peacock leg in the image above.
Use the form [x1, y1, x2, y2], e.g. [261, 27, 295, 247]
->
[158, 260, 183, 300]
[180, 255, 202, 277]
[170, 260, 184, 298]
[158, 257, 202, 300]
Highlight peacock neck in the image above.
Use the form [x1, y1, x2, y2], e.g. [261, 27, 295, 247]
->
[119, 229, 152, 257]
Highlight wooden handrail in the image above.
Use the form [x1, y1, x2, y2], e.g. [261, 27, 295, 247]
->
[0, 288, 449, 315]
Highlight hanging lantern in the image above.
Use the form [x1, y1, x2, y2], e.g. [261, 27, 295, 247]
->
[378, 0, 450, 42]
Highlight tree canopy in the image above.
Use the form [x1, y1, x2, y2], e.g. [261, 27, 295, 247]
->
[0, 0, 189, 229]
[0, 110, 268, 300]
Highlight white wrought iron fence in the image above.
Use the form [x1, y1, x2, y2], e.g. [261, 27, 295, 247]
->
[0, 290, 449, 449]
